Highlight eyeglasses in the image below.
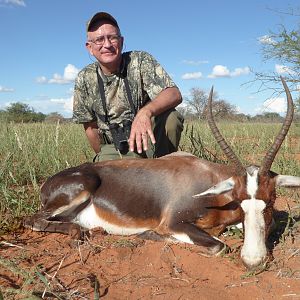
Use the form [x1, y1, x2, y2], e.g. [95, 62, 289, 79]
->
[88, 34, 121, 46]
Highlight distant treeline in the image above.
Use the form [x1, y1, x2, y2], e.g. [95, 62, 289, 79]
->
[0, 102, 71, 123]
[179, 110, 295, 123]
[176, 106, 300, 123]
[0, 101, 299, 123]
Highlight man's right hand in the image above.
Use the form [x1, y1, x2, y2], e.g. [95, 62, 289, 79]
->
[128, 107, 156, 154]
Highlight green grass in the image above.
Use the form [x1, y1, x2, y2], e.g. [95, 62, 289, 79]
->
[0, 120, 299, 297]
[0, 120, 299, 234]
[0, 122, 94, 233]
[181, 121, 300, 175]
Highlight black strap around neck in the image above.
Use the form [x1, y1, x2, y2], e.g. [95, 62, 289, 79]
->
[124, 77, 137, 116]
[97, 67, 136, 124]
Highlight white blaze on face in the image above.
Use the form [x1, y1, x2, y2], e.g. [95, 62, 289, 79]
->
[240, 169, 267, 268]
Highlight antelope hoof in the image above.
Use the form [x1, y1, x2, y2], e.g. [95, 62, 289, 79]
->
[68, 224, 88, 240]
[241, 255, 267, 270]
[215, 244, 230, 256]
[23, 216, 49, 232]
[196, 242, 227, 257]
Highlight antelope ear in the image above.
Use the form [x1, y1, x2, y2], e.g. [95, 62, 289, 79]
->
[193, 177, 235, 198]
[276, 175, 300, 187]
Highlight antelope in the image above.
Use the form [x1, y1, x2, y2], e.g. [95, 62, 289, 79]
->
[25, 77, 300, 270]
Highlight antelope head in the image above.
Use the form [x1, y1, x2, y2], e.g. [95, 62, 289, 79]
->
[194, 77, 300, 269]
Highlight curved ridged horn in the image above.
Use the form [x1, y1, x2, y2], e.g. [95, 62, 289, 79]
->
[259, 77, 294, 176]
[207, 87, 246, 176]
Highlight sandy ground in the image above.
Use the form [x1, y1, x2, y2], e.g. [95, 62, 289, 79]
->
[0, 197, 299, 300]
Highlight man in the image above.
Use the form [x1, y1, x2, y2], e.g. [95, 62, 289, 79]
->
[73, 12, 184, 160]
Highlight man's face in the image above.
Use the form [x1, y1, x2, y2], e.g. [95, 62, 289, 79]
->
[86, 21, 123, 71]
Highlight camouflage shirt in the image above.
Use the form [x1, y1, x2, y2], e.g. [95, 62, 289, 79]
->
[73, 51, 177, 135]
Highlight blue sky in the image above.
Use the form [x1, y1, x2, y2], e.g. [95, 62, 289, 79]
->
[0, 0, 298, 117]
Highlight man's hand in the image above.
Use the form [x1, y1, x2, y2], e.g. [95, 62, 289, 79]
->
[128, 87, 182, 154]
[128, 107, 156, 153]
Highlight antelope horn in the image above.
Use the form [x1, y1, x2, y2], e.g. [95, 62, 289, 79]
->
[259, 77, 294, 176]
[207, 87, 246, 176]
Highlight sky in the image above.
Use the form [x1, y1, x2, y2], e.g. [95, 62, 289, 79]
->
[0, 0, 299, 117]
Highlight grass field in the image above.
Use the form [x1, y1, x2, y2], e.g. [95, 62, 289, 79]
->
[0, 120, 299, 299]
[0, 121, 299, 234]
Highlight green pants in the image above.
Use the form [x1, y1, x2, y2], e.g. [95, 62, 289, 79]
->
[95, 109, 184, 161]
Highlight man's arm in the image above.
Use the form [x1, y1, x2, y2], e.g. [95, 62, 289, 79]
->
[83, 121, 101, 154]
[129, 86, 182, 153]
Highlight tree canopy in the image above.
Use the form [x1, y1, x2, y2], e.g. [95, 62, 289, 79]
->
[0, 102, 46, 123]
[183, 88, 237, 121]
[254, 8, 300, 97]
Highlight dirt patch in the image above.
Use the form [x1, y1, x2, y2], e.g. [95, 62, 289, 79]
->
[0, 197, 300, 300]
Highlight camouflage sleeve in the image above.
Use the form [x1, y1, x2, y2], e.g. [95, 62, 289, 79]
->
[72, 72, 96, 124]
[140, 51, 177, 100]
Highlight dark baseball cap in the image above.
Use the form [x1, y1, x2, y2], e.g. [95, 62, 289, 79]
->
[86, 12, 119, 32]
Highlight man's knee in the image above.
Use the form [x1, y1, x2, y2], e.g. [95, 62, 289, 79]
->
[165, 110, 184, 137]
[93, 144, 141, 162]
[153, 109, 184, 157]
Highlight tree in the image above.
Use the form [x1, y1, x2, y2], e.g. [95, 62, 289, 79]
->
[185, 88, 208, 119]
[208, 99, 237, 119]
[4, 102, 46, 123]
[176, 105, 195, 120]
[262, 112, 283, 122]
[44, 112, 65, 123]
[232, 113, 251, 122]
[185, 88, 237, 120]
[6, 102, 32, 115]
[253, 8, 300, 94]
[251, 112, 283, 123]
[295, 96, 300, 113]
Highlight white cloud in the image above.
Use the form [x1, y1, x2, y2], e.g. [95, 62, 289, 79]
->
[1, 0, 26, 6]
[37, 64, 80, 85]
[50, 97, 73, 113]
[231, 67, 250, 77]
[275, 64, 295, 75]
[182, 60, 209, 65]
[64, 96, 73, 112]
[49, 64, 79, 84]
[258, 97, 286, 114]
[208, 65, 250, 78]
[0, 85, 14, 92]
[30, 97, 73, 117]
[36, 76, 47, 84]
[48, 73, 68, 84]
[64, 64, 79, 81]
[258, 35, 276, 45]
[181, 72, 203, 80]
[208, 65, 230, 78]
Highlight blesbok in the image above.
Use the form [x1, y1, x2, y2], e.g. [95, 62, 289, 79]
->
[25, 77, 300, 269]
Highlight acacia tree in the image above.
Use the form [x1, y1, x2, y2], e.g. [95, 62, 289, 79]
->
[4, 102, 46, 123]
[44, 112, 65, 123]
[209, 99, 237, 118]
[185, 88, 208, 119]
[185, 88, 237, 120]
[254, 8, 300, 94]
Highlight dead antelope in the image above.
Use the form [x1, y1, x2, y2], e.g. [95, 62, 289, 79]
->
[25, 77, 300, 269]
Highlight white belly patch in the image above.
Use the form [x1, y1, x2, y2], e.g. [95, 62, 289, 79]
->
[172, 233, 194, 244]
[73, 203, 149, 236]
